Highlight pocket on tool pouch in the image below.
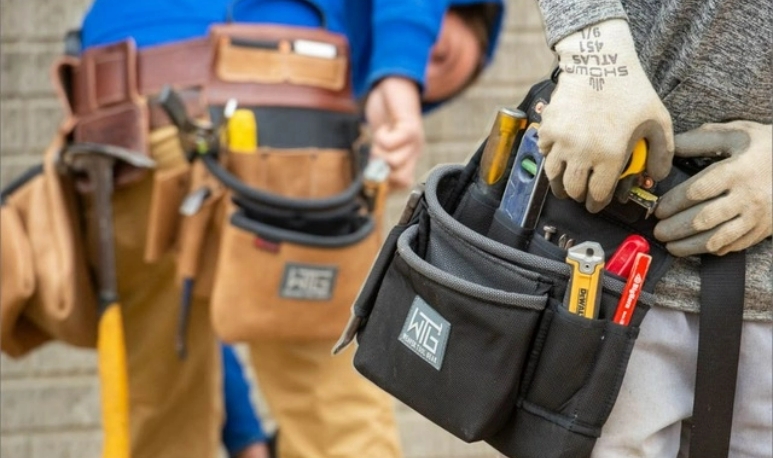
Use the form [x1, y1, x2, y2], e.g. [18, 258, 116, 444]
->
[226, 147, 353, 199]
[210, 205, 379, 342]
[487, 298, 641, 458]
[354, 224, 548, 442]
[144, 163, 191, 263]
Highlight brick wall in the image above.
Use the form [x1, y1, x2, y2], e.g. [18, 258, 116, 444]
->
[0, 1, 554, 456]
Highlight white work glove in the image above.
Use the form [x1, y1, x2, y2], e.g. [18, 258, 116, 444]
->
[654, 121, 772, 257]
[365, 76, 424, 189]
[538, 19, 674, 213]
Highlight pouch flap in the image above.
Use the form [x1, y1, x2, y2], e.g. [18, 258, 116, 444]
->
[206, 24, 355, 112]
[215, 35, 347, 91]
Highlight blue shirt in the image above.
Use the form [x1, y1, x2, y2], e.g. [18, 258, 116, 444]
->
[80, 0, 502, 99]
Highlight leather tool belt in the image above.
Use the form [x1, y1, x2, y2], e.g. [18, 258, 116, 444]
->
[1, 21, 383, 359]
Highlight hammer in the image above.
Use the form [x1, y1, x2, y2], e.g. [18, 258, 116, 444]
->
[61, 142, 155, 458]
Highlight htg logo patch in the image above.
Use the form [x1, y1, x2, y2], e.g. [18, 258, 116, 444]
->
[280, 263, 338, 300]
[398, 296, 451, 370]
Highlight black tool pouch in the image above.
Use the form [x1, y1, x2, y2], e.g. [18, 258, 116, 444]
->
[338, 132, 692, 456]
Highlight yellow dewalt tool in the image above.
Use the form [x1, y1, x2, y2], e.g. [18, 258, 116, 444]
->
[227, 108, 258, 153]
[565, 241, 605, 319]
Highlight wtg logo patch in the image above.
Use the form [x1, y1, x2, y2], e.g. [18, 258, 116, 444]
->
[398, 296, 451, 370]
[280, 263, 338, 300]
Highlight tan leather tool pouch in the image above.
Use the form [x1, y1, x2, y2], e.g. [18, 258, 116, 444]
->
[194, 22, 384, 342]
[0, 136, 98, 357]
[212, 204, 381, 342]
[209, 143, 385, 342]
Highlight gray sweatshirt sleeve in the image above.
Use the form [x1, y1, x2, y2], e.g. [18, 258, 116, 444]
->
[537, 0, 629, 48]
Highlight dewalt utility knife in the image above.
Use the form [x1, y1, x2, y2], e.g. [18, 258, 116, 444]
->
[565, 241, 605, 319]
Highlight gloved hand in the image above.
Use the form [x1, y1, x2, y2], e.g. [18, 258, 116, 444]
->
[654, 121, 773, 257]
[538, 19, 674, 213]
[365, 76, 424, 189]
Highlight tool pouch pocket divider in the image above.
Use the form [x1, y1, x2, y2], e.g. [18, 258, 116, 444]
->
[348, 164, 657, 457]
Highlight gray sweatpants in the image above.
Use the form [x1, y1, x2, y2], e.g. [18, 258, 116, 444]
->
[592, 306, 773, 458]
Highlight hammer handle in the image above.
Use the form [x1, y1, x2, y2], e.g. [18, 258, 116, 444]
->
[98, 302, 131, 458]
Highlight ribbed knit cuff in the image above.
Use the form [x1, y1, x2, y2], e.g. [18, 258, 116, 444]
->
[537, 0, 628, 48]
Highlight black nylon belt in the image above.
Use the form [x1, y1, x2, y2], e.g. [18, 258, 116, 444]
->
[689, 250, 746, 458]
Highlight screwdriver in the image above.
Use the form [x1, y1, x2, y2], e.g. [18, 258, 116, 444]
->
[227, 108, 258, 153]
[476, 108, 528, 200]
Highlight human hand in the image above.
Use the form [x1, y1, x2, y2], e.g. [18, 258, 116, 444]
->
[365, 76, 424, 189]
[538, 19, 674, 213]
[654, 121, 772, 257]
[234, 442, 270, 458]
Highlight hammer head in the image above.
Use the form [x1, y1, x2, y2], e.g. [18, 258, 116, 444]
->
[60, 142, 156, 193]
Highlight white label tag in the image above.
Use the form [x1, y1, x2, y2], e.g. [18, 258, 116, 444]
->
[292, 39, 337, 59]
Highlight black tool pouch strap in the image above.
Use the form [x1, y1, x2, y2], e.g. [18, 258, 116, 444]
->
[690, 250, 746, 458]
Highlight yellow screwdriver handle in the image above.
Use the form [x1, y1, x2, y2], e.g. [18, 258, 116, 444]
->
[98, 303, 131, 458]
[227, 109, 258, 153]
[619, 139, 648, 179]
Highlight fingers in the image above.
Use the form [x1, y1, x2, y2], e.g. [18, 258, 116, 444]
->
[655, 164, 727, 219]
[673, 123, 750, 158]
[662, 225, 719, 257]
[586, 164, 620, 213]
[373, 122, 422, 154]
[544, 146, 622, 212]
[663, 216, 755, 257]
[716, 224, 769, 256]
[387, 161, 417, 189]
[374, 143, 418, 189]
[641, 119, 674, 181]
[654, 196, 740, 242]
[543, 153, 568, 199]
[371, 123, 423, 190]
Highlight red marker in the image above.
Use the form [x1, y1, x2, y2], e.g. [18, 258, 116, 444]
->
[613, 252, 652, 326]
[606, 235, 650, 278]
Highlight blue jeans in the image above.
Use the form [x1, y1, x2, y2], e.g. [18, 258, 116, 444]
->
[221, 344, 267, 457]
